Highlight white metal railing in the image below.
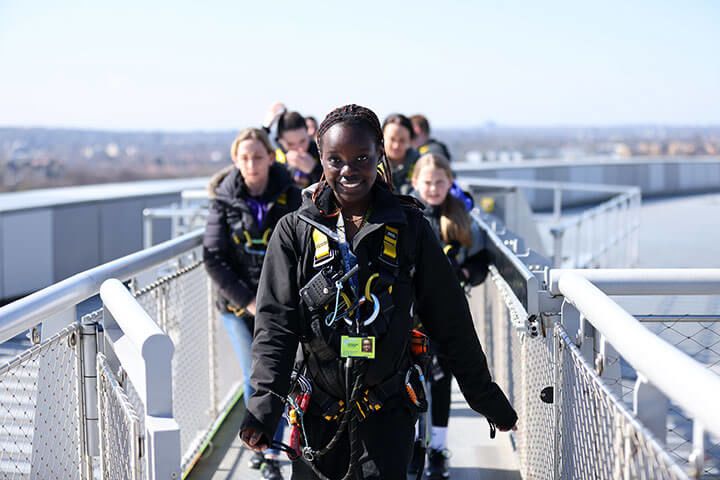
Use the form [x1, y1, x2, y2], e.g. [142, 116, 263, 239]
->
[0, 324, 84, 478]
[99, 278, 181, 479]
[472, 205, 720, 479]
[550, 269, 720, 478]
[0, 230, 203, 345]
[549, 189, 641, 268]
[459, 176, 641, 269]
[142, 207, 208, 248]
[0, 230, 242, 479]
[132, 259, 243, 472]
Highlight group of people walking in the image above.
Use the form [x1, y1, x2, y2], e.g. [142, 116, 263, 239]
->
[202, 103, 517, 480]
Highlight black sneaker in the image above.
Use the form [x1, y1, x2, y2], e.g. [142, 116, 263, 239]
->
[260, 458, 284, 480]
[425, 448, 450, 479]
[248, 451, 264, 470]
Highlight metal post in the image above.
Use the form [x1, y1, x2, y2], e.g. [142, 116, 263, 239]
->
[207, 277, 218, 417]
[633, 374, 669, 445]
[689, 422, 705, 479]
[143, 209, 154, 249]
[550, 227, 564, 268]
[171, 202, 180, 239]
[553, 328, 562, 480]
[574, 221, 582, 268]
[553, 187, 563, 222]
[80, 314, 100, 477]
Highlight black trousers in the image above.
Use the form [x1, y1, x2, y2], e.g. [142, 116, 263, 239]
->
[430, 355, 452, 428]
[291, 404, 417, 480]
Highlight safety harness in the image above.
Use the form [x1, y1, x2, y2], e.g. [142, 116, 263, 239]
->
[276, 212, 428, 480]
[225, 192, 289, 316]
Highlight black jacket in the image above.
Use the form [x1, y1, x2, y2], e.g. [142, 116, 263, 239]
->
[203, 163, 302, 314]
[391, 148, 420, 194]
[420, 203, 489, 287]
[418, 138, 452, 161]
[243, 181, 516, 441]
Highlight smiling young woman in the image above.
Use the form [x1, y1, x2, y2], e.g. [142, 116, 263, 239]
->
[238, 104, 516, 480]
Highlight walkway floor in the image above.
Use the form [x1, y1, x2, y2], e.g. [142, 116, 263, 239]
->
[188, 381, 520, 479]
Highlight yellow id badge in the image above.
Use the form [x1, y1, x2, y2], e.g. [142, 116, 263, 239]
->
[340, 336, 376, 359]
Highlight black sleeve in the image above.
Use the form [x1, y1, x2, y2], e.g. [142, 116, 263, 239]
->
[441, 142, 452, 162]
[287, 186, 303, 211]
[462, 250, 490, 287]
[307, 161, 323, 185]
[202, 200, 254, 308]
[413, 216, 517, 429]
[242, 215, 302, 439]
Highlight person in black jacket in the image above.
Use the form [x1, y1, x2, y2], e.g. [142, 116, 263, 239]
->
[382, 113, 420, 194]
[410, 114, 452, 162]
[263, 103, 323, 188]
[203, 127, 302, 480]
[239, 105, 516, 480]
[409, 152, 490, 479]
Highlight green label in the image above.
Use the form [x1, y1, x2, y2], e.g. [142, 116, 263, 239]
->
[340, 336, 376, 359]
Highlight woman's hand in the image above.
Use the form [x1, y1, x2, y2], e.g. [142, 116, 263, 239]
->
[263, 102, 287, 129]
[285, 150, 316, 174]
[245, 299, 257, 316]
[240, 426, 270, 451]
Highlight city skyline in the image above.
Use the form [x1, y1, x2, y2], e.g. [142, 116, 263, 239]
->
[1, 0, 719, 130]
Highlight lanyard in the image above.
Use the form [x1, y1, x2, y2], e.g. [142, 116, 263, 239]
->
[336, 215, 359, 298]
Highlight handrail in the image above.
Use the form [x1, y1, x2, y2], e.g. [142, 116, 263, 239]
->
[556, 272, 720, 437]
[0, 229, 204, 344]
[471, 211, 540, 316]
[100, 278, 182, 479]
[548, 268, 720, 296]
[101, 279, 175, 417]
[457, 175, 637, 195]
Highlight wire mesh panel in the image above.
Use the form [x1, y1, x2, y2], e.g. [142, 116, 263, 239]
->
[133, 260, 242, 474]
[0, 324, 83, 479]
[640, 321, 720, 477]
[472, 265, 557, 479]
[517, 333, 556, 480]
[556, 325, 689, 480]
[161, 263, 213, 467]
[130, 259, 243, 475]
[97, 353, 142, 480]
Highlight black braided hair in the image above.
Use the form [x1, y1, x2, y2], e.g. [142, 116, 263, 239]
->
[314, 104, 394, 198]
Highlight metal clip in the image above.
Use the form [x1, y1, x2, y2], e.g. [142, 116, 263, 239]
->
[302, 447, 315, 462]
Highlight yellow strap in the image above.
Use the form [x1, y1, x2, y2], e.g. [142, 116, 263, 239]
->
[364, 273, 380, 301]
[312, 229, 331, 262]
[275, 148, 286, 164]
[261, 228, 271, 245]
[242, 230, 253, 247]
[406, 163, 415, 180]
[382, 226, 399, 260]
[277, 192, 287, 205]
[377, 162, 387, 178]
[443, 244, 454, 255]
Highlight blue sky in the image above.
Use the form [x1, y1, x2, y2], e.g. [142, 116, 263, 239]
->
[0, 0, 718, 130]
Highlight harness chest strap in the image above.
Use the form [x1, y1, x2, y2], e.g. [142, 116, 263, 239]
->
[230, 192, 288, 247]
[310, 224, 399, 268]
